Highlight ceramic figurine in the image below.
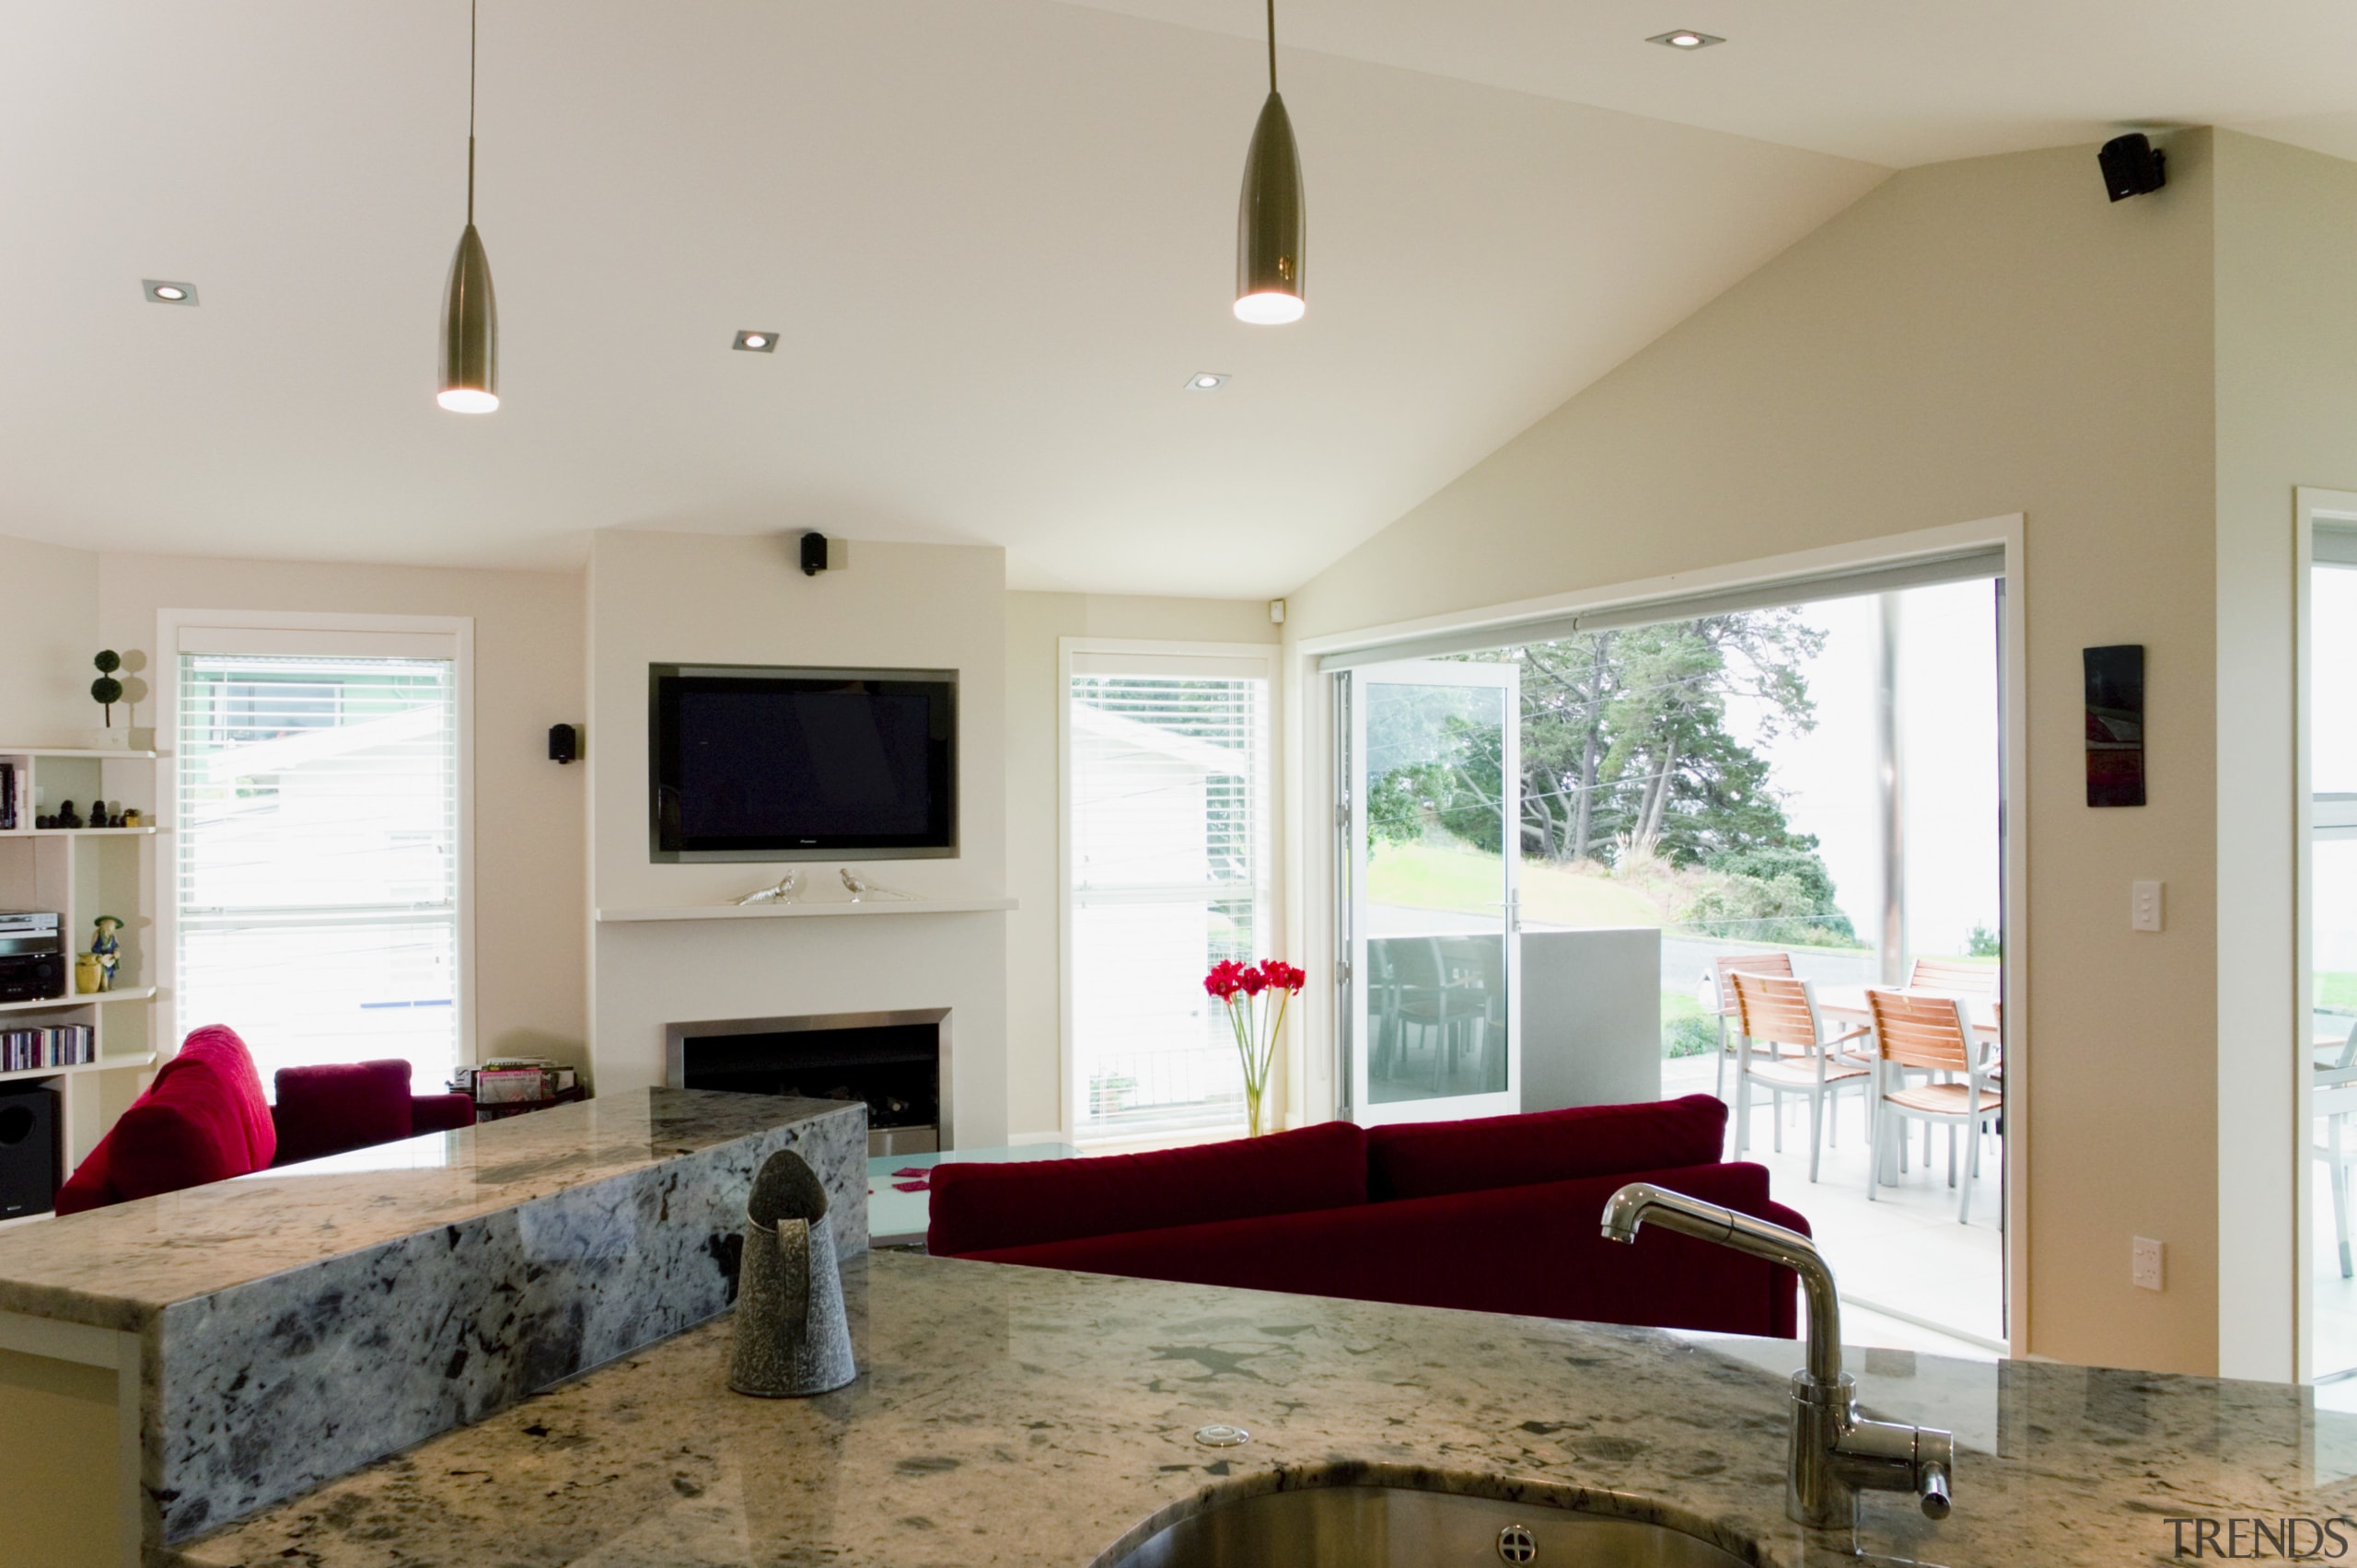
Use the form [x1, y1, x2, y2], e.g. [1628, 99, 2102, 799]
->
[57, 801, 81, 830]
[89, 915, 122, 992]
[735, 870, 803, 906]
[122, 808, 143, 828]
[839, 867, 910, 902]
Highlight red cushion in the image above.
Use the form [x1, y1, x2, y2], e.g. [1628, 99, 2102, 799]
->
[411, 1092, 477, 1135]
[958, 1161, 1804, 1339]
[57, 1025, 277, 1214]
[272, 1059, 416, 1166]
[1365, 1095, 1728, 1202]
[927, 1121, 1368, 1256]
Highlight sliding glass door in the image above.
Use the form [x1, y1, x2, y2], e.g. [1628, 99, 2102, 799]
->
[1343, 657, 1521, 1124]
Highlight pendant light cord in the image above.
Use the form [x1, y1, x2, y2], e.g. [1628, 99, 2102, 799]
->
[1265, 0, 1277, 91]
[466, 0, 479, 225]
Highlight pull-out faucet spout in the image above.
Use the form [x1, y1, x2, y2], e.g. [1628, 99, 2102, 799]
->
[1601, 1181, 1956, 1531]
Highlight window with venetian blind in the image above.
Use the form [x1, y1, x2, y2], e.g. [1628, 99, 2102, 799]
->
[175, 644, 460, 1096]
[1066, 648, 1271, 1139]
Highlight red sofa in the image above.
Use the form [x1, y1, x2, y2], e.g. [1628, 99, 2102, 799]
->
[57, 1024, 278, 1214]
[271, 1059, 475, 1166]
[56, 1030, 477, 1214]
[929, 1096, 1807, 1337]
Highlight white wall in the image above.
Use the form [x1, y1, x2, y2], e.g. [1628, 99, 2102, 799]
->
[0, 537, 100, 747]
[2210, 131, 2357, 1378]
[1004, 591, 1281, 1137]
[586, 531, 1010, 1144]
[1284, 138, 2223, 1374]
[97, 552, 590, 1069]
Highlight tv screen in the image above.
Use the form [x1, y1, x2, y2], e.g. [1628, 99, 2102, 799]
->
[650, 665, 957, 861]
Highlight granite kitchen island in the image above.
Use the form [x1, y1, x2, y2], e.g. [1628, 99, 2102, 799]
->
[0, 1087, 867, 1568]
[168, 1248, 2357, 1568]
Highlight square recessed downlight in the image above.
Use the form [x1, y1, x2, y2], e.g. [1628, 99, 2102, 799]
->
[733, 330, 780, 353]
[143, 279, 198, 305]
[1647, 29, 1724, 48]
[1184, 372, 1231, 391]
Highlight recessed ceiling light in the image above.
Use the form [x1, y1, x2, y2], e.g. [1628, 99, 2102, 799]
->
[1648, 29, 1724, 49]
[1185, 372, 1231, 390]
[734, 330, 779, 353]
[142, 279, 198, 305]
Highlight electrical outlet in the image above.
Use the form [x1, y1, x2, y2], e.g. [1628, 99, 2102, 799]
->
[2131, 880, 2164, 932]
[2132, 1236, 2164, 1291]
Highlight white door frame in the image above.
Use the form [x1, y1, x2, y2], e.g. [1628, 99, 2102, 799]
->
[1284, 512, 2027, 1352]
[1345, 656, 1522, 1126]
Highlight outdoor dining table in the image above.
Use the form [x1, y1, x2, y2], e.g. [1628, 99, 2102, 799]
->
[1812, 982, 2002, 1046]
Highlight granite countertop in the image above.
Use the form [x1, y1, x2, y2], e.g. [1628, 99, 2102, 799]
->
[171, 1249, 2351, 1568]
[0, 1088, 852, 1333]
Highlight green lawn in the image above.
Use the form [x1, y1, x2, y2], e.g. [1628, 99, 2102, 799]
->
[1366, 842, 1665, 928]
[2321, 973, 2357, 1010]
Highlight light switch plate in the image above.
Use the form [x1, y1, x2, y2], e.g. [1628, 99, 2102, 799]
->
[2132, 1236, 2164, 1291]
[2131, 880, 2163, 932]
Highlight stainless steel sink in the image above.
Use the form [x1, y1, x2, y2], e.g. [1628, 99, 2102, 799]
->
[1101, 1481, 1753, 1568]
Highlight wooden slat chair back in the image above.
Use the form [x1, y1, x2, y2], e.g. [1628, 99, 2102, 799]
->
[1903, 958, 1998, 996]
[1730, 970, 1819, 1051]
[1866, 990, 1975, 1074]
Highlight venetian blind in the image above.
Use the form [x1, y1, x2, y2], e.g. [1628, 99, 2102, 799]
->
[176, 650, 459, 1097]
[1068, 656, 1270, 1139]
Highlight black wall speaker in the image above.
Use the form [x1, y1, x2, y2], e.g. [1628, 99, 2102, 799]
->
[0, 1084, 58, 1219]
[548, 723, 581, 764]
[2098, 134, 2165, 202]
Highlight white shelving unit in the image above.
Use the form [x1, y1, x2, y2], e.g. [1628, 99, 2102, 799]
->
[0, 744, 168, 1212]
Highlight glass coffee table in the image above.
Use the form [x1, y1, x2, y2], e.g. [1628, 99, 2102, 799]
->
[866, 1142, 1083, 1248]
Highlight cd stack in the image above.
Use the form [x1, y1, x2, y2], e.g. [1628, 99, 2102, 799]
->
[0, 1024, 96, 1073]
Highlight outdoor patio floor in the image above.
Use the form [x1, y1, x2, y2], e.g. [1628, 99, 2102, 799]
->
[1664, 1053, 2005, 1359]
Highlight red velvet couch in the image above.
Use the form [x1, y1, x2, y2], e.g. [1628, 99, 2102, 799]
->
[271, 1059, 476, 1166]
[57, 1024, 278, 1214]
[56, 1028, 476, 1214]
[929, 1096, 1807, 1337]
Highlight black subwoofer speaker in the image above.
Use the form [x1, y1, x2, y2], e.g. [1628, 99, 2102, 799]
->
[0, 1084, 58, 1218]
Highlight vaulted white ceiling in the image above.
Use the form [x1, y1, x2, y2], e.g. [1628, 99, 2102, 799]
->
[0, 2, 2348, 596]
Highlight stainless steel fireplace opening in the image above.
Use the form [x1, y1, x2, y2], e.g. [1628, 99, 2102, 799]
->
[667, 1008, 949, 1156]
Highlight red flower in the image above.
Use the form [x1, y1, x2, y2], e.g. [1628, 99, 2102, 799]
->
[1203, 959, 1247, 1001]
[1260, 959, 1306, 993]
[1239, 967, 1267, 996]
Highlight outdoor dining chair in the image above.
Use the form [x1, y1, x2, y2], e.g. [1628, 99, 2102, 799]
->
[1703, 950, 1797, 1099]
[1864, 988, 2003, 1225]
[1728, 970, 1870, 1182]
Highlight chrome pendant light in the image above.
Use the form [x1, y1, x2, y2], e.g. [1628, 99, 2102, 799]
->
[1234, 0, 1305, 325]
[437, 0, 498, 412]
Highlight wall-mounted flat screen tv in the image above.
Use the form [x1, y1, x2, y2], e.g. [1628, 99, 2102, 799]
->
[650, 664, 957, 862]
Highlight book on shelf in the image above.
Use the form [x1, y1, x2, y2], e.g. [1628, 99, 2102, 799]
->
[0, 1023, 95, 1072]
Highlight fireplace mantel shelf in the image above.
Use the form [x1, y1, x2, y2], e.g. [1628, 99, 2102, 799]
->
[595, 896, 1017, 923]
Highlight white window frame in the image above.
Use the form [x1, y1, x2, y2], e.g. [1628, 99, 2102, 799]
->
[1058, 637, 1281, 1144]
[155, 609, 477, 1070]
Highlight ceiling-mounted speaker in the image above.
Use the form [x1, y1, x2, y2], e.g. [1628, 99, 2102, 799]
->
[2098, 134, 2165, 202]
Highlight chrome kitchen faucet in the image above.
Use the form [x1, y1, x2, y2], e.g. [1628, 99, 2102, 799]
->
[1600, 1182, 1955, 1530]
